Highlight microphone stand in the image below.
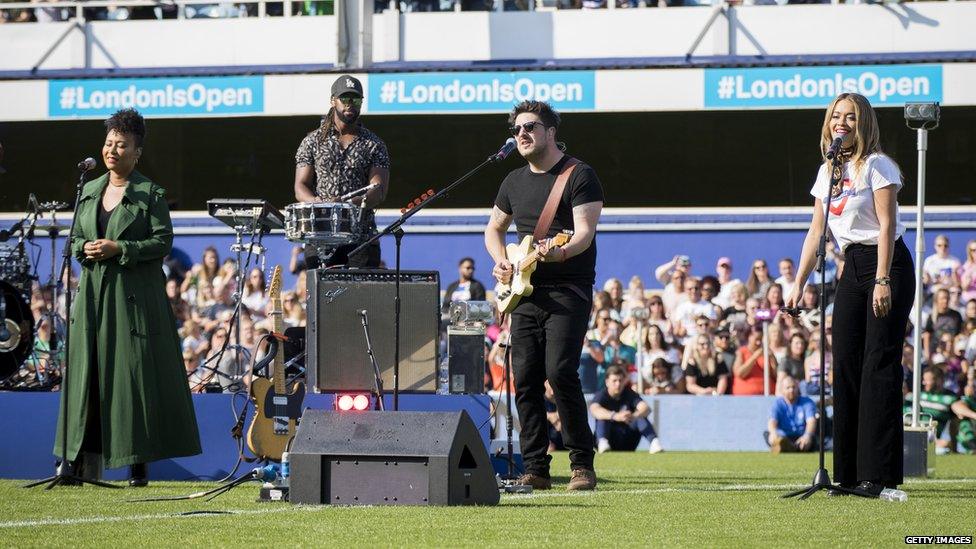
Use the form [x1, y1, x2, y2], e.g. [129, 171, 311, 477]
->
[348, 149, 510, 411]
[359, 310, 385, 411]
[25, 167, 120, 490]
[781, 152, 864, 500]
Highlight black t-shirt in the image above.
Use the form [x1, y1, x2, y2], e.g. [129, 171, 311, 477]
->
[494, 155, 604, 287]
[593, 386, 643, 414]
[685, 360, 730, 390]
[924, 309, 963, 341]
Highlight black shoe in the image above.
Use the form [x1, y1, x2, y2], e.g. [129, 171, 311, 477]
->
[128, 463, 148, 488]
[855, 481, 884, 497]
[826, 483, 855, 497]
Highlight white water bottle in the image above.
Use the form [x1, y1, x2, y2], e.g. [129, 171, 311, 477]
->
[879, 488, 907, 502]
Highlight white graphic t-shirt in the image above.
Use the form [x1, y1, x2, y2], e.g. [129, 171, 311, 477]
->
[809, 153, 906, 253]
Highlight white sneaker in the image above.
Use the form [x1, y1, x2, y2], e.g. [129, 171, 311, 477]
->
[597, 438, 611, 454]
[648, 437, 664, 454]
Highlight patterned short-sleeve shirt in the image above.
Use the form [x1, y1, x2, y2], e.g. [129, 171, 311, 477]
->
[295, 123, 391, 234]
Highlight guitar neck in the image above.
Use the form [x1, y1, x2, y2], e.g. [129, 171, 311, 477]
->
[272, 297, 285, 394]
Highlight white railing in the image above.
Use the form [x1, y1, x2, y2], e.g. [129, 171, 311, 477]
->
[0, 0, 334, 21]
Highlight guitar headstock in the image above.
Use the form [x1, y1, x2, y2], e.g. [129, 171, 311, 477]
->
[553, 231, 573, 246]
[269, 265, 282, 300]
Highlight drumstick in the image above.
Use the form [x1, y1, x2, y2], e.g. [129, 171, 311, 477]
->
[339, 183, 378, 202]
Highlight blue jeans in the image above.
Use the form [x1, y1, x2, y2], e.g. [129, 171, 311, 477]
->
[595, 417, 657, 451]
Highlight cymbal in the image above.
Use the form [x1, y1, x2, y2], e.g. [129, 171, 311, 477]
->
[34, 224, 71, 233]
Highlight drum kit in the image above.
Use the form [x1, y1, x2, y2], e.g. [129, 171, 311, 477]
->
[0, 196, 72, 390]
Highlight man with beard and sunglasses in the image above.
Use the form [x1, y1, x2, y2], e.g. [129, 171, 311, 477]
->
[485, 100, 604, 491]
[294, 75, 390, 268]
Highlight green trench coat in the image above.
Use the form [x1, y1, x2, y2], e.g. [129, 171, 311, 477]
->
[54, 172, 201, 469]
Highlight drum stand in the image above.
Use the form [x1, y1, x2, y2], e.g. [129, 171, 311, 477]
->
[41, 208, 67, 386]
[226, 223, 266, 379]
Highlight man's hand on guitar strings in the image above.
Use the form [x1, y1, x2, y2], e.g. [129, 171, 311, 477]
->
[493, 259, 513, 284]
[536, 238, 565, 263]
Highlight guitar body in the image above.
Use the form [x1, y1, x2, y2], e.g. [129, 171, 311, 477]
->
[495, 236, 537, 314]
[246, 376, 306, 462]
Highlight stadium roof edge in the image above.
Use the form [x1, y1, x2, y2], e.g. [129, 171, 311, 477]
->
[3, 50, 974, 81]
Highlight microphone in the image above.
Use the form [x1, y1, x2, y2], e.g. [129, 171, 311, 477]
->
[339, 183, 378, 202]
[77, 157, 96, 171]
[359, 309, 368, 320]
[825, 136, 844, 160]
[491, 138, 517, 162]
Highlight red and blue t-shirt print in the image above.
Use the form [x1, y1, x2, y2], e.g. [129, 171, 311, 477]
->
[828, 178, 855, 216]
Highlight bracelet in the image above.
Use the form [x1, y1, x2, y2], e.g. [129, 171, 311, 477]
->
[875, 276, 891, 286]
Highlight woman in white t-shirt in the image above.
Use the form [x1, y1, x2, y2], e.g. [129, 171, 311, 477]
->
[783, 93, 915, 498]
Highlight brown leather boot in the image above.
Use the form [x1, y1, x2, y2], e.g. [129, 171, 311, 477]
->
[515, 473, 552, 490]
[567, 468, 596, 491]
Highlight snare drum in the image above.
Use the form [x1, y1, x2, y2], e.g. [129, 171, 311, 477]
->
[284, 202, 361, 246]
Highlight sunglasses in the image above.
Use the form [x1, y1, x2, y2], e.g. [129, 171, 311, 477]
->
[686, 286, 700, 291]
[754, 265, 767, 270]
[509, 121, 546, 136]
[336, 96, 363, 106]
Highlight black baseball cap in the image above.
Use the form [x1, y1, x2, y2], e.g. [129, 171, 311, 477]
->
[331, 75, 363, 98]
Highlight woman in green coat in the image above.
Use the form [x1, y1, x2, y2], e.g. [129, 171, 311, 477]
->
[55, 108, 201, 486]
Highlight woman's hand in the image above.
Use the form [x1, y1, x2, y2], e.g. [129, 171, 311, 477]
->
[84, 239, 121, 261]
[873, 283, 892, 318]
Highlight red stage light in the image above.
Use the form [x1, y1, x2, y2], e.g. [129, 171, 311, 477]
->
[336, 394, 355, 411]
[352, 394, 370, 411]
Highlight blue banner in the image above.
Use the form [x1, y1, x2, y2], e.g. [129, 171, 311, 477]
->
[49, 76, 264, 117]
[704, 64, 942, 108]
[367, 71, 595, 113]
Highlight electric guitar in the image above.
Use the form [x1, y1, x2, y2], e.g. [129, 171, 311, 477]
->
[246, 265, 305, 462]
[494, 231, 572, 314]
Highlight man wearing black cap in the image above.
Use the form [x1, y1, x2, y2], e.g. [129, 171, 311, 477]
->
[294, 74, 390, 268]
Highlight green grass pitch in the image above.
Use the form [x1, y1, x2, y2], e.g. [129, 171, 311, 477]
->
[3, 452, 974, 547]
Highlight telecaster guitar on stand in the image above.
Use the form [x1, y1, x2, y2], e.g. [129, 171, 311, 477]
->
[494, 231, 572, 314]
[247, 265, 305, 462]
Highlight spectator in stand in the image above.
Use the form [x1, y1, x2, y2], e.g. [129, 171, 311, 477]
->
[924, 288, 963, 362]
[747, 259, 773, 300]
[714, 256, 741, 309]
[441, 257, 487, 316]
[923, 234, 961, 293]
[181, 245, 221, 305]
[684, 333, 729, 396]
[281, 290, 307, 327]
[775, 258, 797, 299]
[602, 320, 637, 385]
[720, 282, 749, 337]
[766, 321, 788, 366]
[645, 295, 673, 344]
[590, 365, 663, 454]
[620, 275, 647, 321]
[949, 286, 966, 317]
[180, 318, 207, 361]
[672, 277, 717, 346]
[804, 325, 832, 396]
[645, 358, 683, 395]
[959, 239, 976, 303]
[241, 268, 269, 321]
[700, 275, 724, 319]
[954, 374, 976, 454]
[591, 290, 621, 325]
[662, 269, 687, 316]
[713, 329, 736, 379]
[904, 367, 959, 454]
[765, 376, 817, 454]
[638, 324, 681, 386]
[732, 327, 777, 395]
[966, 300, 976, 327]
[655, 254, 692, 287]
[740, 297, 761, 346]
[779, 332, 808, 386]
[603, 278, 625, 314]
[764, 283, 784, 317]
[797, 284, 823, 333]
[167, 277, 190, 328]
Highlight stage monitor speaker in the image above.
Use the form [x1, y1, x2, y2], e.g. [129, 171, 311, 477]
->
[290, 409, 499, 506]
[307, 269, 439, 393]
[447, 326, 486, 394]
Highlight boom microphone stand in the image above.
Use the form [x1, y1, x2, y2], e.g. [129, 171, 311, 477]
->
[781, 146, 860, 500]
[349, 139, 517, 410]
[25, 164, 119, 490]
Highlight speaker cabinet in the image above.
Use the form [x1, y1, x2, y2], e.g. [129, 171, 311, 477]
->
[447, 326, 486, 394]
[307, 269, 439, 393]
[290, 409, 499, 506]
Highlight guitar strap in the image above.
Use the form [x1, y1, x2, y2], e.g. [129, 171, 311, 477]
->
[532, 156, 578, 243]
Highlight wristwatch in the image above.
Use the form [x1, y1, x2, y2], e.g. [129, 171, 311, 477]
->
[875, 276, 891, 286]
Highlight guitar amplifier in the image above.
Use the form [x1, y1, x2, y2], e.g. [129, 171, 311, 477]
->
[307, 269, 439, 393]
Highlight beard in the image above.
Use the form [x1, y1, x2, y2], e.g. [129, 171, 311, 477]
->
[336, 108, 360, 125]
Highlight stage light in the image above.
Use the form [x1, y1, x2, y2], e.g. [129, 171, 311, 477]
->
[904, 102, 940, 124]
[336, 394, 355, 411]
[352, 394, 370, 411]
